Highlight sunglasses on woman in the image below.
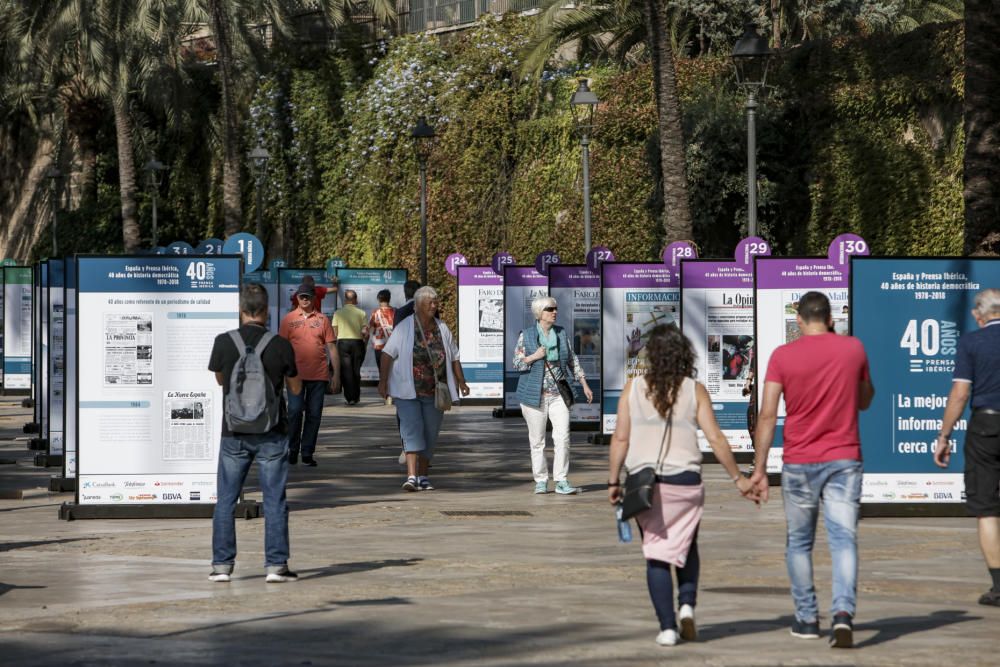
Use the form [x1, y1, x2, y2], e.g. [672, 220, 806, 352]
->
[543, 306, 558, 312]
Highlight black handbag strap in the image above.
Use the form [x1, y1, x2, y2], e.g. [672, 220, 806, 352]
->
[642, 376, 674, 474]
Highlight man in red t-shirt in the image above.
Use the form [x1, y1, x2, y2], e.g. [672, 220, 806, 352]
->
[751, 291, 874, 648]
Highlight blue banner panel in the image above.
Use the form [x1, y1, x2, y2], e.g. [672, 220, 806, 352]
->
[851, 257, 998, 506]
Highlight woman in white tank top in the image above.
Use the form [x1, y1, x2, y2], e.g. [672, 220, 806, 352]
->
[608, 325, 754, 647]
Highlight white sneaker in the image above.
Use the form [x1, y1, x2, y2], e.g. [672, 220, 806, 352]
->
[678, 604, 697, 641]
[207, 571, 231, 583]
[655, 629, 679, 646]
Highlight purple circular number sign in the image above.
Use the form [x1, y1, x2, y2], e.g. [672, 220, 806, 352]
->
[828, 233, 869, 268]
[534, 249, 560, 276]
[491, 251, 515, 276]
[662, 241, 698, 274]
[735, 236, 771, 269]
[445, 253, 468, 277]
[586, 246, 615, 272]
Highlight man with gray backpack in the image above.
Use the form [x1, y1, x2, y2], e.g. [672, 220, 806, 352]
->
[208, 283, 302, 583]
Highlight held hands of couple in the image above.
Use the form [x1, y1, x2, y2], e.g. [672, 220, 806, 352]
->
[745, 470, 770, 504]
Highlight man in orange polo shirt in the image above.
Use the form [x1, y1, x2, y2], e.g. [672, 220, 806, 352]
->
[279, 283, 340, 466]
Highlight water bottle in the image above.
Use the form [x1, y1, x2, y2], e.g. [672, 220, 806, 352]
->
[616, 505, 632, 543]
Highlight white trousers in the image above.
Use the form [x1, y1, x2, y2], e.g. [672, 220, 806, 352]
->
[521, 395, 571, 483]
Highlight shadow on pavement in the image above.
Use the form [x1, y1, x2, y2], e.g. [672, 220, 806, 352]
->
[854, 609, 982, 648]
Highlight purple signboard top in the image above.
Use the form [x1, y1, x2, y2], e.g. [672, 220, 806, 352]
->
[445, 252, 468, 276]
[504, 265, 547, 287]
[755, 258, 846, 289]
[535, 249, 561, 276]
[457, 265, 502, 286]
[662, 241, 698, 277]
[586, 246, 615, 272]
[828, 233, 870, 270]
[681, 261, 754, 289]
[549, 264, 599, 288]
[735, 236, 772, 270]
[491, 251, 515, 276]
[602, 263, 678, 289]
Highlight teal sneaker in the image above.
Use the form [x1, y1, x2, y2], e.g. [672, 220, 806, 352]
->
[534, 481, 548, 494]
[554, 480, 580, 495]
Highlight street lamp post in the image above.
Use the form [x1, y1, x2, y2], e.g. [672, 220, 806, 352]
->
[45, 166, 61, 257]
[143, 157, 167, 247]
[248, 144, 270, 242]
[411, 116, 435, 285]
[731, 23, 773, 239]
[570, 79, 599, 255]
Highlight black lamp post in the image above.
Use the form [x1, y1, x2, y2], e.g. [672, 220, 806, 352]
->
[731, 22, 773, 239]
[411, 116, 435, 285]
[570, 79, 599, 254]
[248, 144, 270, 241]
[45, 166, 61, 257]
[143, 157, 166, 247]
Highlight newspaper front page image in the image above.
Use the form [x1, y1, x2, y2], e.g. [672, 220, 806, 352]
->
[104, 312, 153, 386]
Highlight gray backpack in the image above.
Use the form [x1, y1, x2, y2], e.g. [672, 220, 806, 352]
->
[225, 330, 279, 433]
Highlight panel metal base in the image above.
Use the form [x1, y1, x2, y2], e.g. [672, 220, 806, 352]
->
[59, 500, 261, 521]
[588, 433, 610, 445]
[703, 451, 755, 465]
[34, 453, 62, 468]
[22, 422, 40, 434]
[460, 398, 502, 407]
[49, 476, 77, 493]
[861, 503, 967, 518]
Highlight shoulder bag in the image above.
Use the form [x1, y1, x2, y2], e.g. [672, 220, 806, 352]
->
[416, 317, 452, 412]
[544, 361, 575, 409]
[620, 405, 673, 521]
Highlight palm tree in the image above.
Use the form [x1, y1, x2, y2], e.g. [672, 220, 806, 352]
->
[963, 0, 1000, 254]
[521, 0, 694, 243]
[6, 0, 199, 253]
[196, 0, 396, 237]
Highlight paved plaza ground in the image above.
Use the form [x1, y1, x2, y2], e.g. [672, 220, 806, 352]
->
[0, 392, 997, 666]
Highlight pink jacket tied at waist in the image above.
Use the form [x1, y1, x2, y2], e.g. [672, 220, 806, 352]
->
[636, 482, 705, 567]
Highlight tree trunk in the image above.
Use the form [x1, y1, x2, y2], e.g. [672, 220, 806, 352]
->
[113, 95, 141, 253]
[643, 0, 693, 243]
[209, 2, 244, 237]
[0, 117, 55, 260]
[771, 0, 782, 49]
[964, 1, 1000, 255]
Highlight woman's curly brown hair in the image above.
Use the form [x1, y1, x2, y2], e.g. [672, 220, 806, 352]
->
[644, 324, 696, 418]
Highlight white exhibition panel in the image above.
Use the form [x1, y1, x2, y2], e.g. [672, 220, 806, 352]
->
[64, 259, 77, 478]
[456, 266, 504, 400]
[48, 260, 66, 456]
[600, 263, 679, 435]
[76, 256, 239, 505]
[3, 266, 32, 389]
[334, 268, 407, 381]
[548, 265, 601, 423]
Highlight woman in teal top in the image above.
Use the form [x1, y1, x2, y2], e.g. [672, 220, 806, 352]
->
[513, 296, 593, 494]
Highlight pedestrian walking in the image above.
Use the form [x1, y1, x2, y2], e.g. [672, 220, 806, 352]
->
[378, 286, 470, 491]
[512, 296, 593, 495]
[368, 289, 395, 390]
[208, 283, 301, 583]
[608, 324, 754, 646]
[750, 291, 875, 648]
[333, 289, 368, 406]
[279, 283, 339, 466]
[933, 288, 1000, 607]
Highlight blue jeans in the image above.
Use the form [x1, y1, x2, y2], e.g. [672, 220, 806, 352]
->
[647, 539, 700, 631]
[287, 380, 326, 457]
[395, 396, 444, 459]
[212, 434, 290, 572]
[782, 459, 863, 622]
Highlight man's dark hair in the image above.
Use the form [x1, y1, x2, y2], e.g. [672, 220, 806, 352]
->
[404, 280, 421, 300]
[241, 283, 268, 316]
[797, 291, 831, 323]
[377, 289, 392, 303]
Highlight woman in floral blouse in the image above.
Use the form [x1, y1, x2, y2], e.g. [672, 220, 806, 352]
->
[378, 286, 469, 491]
[513, 296, 593, 494]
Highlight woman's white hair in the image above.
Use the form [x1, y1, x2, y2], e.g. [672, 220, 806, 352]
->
[530, 295, 557, 320]
[414, 285, 439, 304]
[974, 288, 1000, 319]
